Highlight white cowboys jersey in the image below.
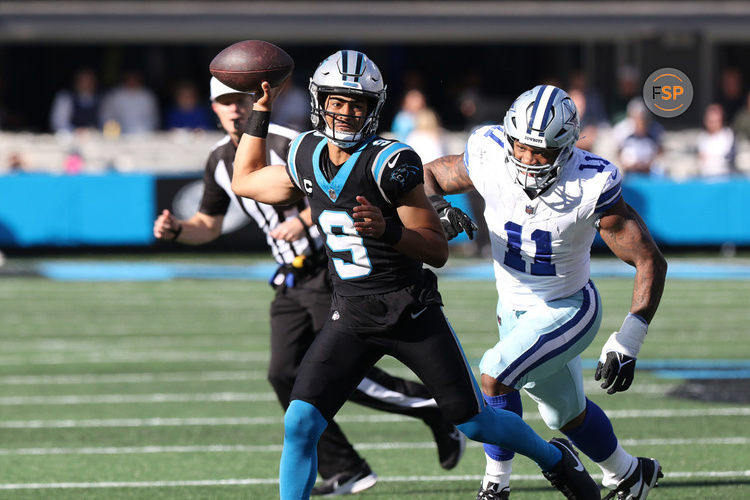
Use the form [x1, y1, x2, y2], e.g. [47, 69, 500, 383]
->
[464, 125, 622, 310]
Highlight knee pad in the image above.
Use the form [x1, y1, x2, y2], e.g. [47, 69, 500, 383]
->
[284, 400, 328, 445]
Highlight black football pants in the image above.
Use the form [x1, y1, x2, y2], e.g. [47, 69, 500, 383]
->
[267, 279, 443, 479]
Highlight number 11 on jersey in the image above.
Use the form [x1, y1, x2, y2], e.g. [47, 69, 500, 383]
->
[503, 221, 556, 276]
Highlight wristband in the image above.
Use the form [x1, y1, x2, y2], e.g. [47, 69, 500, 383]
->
[244, 109, 271, 138]
[170, 223, 183, 241]
[379, 219, 403, 245]
[605, 312, 648, 359]
[296, 215, 309, 228]
[428, 194, 450, 212]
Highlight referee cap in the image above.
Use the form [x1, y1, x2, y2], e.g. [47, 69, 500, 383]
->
[210, 77, 252, 101]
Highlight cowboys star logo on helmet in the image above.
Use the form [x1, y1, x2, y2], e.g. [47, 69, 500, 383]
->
[308, 50, 387, 148]
[502, 85, 580, 195]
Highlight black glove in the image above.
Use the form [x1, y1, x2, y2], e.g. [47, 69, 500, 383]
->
[594, 351, 636, 394]
[429, 195, 478, 241]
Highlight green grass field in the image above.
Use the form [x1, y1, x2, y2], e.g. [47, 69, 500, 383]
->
[1, 256, 749, 499]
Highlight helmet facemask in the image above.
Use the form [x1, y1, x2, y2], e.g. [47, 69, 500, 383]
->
[506, 136, 570, 194]
[502, 85, 580, 196]
[309, 50, 386, 148]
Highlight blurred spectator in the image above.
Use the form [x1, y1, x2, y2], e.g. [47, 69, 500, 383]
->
[612, 99, 664, 176]
[718, 67, 744, 124]
[568, 89, 599, 152]
[49, 67, 101, 133]
[100, 71, 159, 134]
[64, 148, 84, 174]
[609, 65, 640, 124]
[731, 89, 750, 140]
[272, 79, 311, 130]
[405, 108, 446, 164]
[165, 80, 212, 130]
[697, 103, 736, 177]
[7, 152, 27, 173]
[569, 69, 608, 125]
[391, 88, 426, 142]
[457, 71, 506, 131]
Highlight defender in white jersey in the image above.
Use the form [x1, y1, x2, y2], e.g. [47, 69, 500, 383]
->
[425, 85, 667, 500]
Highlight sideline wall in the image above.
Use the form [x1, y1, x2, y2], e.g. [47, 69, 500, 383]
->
[1, 173, 748, 249]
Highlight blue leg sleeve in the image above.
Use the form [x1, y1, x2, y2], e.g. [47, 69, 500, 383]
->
[457, 404, 561, 471]
[482, 391, 523, 461]
[279, 400, 329, 500]
[563, 398, 618, 462]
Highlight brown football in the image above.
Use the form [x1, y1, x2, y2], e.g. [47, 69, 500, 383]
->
[209, 40, 294, 92]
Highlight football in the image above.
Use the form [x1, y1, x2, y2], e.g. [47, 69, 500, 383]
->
[209, 40, 294, 92]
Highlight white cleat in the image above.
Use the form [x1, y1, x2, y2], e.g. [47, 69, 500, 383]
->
[602, 457, 663, 500]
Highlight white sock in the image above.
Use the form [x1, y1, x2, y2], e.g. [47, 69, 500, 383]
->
[483, 455, 513, 490]
[597, 444, 638, 484]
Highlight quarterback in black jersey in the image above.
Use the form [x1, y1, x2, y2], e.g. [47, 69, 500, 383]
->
[232, 50, 600, 500]
[155, 77, 466, 496]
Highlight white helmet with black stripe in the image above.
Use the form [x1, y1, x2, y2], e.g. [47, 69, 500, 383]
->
[503, 85, 580, 194]
[309, 50, 386, 148]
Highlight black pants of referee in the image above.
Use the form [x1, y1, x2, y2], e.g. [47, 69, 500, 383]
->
[266, 266, 445, 479]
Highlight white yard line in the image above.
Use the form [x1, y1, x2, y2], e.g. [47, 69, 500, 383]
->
[1, 470, 748, 490]
[0, 437, 747, 456]
[1, 407, 749, 429]
[0, 392, 277, 405]
[0, 371, 265, 385]
[0, 352, 267, 366]
[0, 372, 678, 397]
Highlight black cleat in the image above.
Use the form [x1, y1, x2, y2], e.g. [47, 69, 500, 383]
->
[310, 461, 377, 496]
[426, 417, 466, 470]
[602, 457, 663, 500]
[542, 438, 600, 499]
[476, 481, 511, 499]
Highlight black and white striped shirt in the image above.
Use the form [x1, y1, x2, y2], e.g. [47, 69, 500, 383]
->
[198, 124, 325, 265]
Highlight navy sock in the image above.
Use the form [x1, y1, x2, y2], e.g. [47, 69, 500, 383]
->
[563, 398, 617, 462]
[279, 400, 329, 500]
[457, 404, 561, 471]
[482, 391, 523, 461]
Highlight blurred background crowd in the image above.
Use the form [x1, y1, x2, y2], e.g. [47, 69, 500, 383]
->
[1, 0, 750, 254]
[3, 60, 750, 180]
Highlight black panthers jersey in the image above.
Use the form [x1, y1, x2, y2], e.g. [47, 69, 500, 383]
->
[286, 132, 425, 296]
[198, 124, 325, 265]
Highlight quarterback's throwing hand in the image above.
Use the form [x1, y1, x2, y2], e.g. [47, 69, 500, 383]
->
[428, 195, 478, 240]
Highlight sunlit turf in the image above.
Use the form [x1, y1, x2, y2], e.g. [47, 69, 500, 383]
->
[0, 256, 748, 499]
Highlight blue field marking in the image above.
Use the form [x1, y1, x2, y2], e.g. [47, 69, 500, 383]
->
[36, 259, 750, 282]
[462, 357, 750, 380]
[440, 260, 750, 280]
[580, 358, 750, 380]
[38, 262, 277, 282]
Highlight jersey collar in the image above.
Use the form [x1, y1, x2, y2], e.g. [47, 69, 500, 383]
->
[313, 136, 374, 202]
